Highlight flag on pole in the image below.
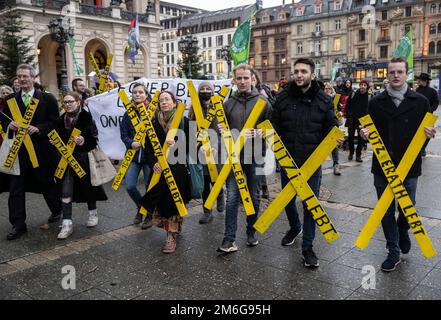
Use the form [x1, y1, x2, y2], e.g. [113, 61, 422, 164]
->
[128, 14, 140, 64]
[68, 36, 84, 76]
[230, 18, 252, 66]
[392, 30, 414, 81]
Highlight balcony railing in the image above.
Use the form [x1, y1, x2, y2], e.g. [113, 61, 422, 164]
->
[121, 10, 151, 23]
[31, 0, 69, 10]
[376, 36, 391, 43]
[310, 51, 323, 57]
[80, 3, 111, 17]
[311, 31, 323, 37]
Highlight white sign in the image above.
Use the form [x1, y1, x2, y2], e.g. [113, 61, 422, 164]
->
[87, 78, 232, 160]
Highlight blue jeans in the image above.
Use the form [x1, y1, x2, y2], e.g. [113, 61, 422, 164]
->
[224, 164, 260, 242]
[125, 162, 151, 208]
[374, 174, 418, 259]
[281, 168, 322, 250]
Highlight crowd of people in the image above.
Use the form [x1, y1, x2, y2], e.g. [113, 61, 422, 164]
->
[0, 57, 439, 272]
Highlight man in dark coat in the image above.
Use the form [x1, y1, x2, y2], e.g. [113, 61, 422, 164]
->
[0, 64, 62, 240]
[416, 72, 439, 156]
[271, 58, 341, 268]
[360, 58, 437, 272]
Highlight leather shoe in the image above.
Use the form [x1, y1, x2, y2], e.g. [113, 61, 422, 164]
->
[7, 227, 27, 241]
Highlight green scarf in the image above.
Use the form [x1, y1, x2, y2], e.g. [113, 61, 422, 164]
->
[157, 108, 177, 132]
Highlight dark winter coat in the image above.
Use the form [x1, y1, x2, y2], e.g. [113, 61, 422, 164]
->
[416, 85, 439, 113]
[368, 88, 430, 178]
[345, 90, 371, 128]
[0, 89, 60, 194]
[140, 116, 191, 219]
[120, 109, 147, 164]
[54, 110, 108, 203]
[271, 79, 338, 167]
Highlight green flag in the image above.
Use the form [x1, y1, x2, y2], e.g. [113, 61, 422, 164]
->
[230, 18, 252, 66]
[392, 30, 414, 81]
[68, 36, 84, 76]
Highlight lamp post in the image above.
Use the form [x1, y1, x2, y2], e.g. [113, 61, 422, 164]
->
[178, 34, 198, 79]
[341, 57, 356, 79]
[48, 16, 74, 95]
[366, 54, 377, 82]
[221, 45, 232, 78]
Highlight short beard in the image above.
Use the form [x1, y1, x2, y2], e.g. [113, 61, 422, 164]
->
[296, 80, 312, 89]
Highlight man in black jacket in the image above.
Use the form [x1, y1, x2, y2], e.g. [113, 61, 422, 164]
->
[1, 64, 62, 240]
[360, 58, 437, 272]
[416, 73, 439, 156]
[271, 58, 340, 268]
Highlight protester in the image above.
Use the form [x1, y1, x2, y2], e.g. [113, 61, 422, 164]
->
[72, 78, 92, 102]
[271, 58, 341, 268]
[359, 57, 436, 272]
[0, 64, 62, 240]
[188, 81, 225, 224]
[120, 83, 153, 229]
[345, 78, 371, 162]
[333, 77, 344, 94]
[416, 72, 439, 157]
[51, 92, 108, 239]
[12, 77, 20, 93]
[324, 82, 342, 175]
[217, 64, 271, 253]
[139, 90, 191, 253]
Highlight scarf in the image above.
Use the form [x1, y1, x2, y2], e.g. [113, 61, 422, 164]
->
[386, 83, 408, 107]
[64, 108, 81, 131]
[157, 108, 177, 133]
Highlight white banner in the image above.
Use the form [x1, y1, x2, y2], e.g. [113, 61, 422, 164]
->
[87, 78, 232, 160]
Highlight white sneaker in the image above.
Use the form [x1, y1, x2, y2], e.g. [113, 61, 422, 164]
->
[86, 210, 98, 228]
[57, 219, 73, 240]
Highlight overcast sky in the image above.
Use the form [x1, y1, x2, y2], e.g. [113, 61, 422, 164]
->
[164, 0, 297, 11]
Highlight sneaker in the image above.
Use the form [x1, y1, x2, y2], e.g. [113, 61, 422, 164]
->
[348, 153, 354, 161]
[246, 233, 259, 246]
[47, 212, 62, 223]
[281, 227, 302, 246]
[86, 210, 98, 228]
[356, 156, 363, 162]
[57, 219, 73, 240]
[217, 194, 225, 212]
[333, 164, 341, 176]
[199, 211, 213, 224]
[261, 186, 269, 199]
[133, 213, 143, 225]
[381, 256, 401, 272]
[422, 150, 427, 157]
[162, 234, 177, 253]
[302, 248, 319, 268]
[141, 215, 153, 230]
[399, 230, 411, 254]
[217, 240, 238, 253]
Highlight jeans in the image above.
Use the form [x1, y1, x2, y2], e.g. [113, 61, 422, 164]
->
[224, 164, 260, 242]
[125, 162, 151, 208]
[331, 148, 339, 166]
[374, 174, 417, 259]
[281, 168, 322, 250]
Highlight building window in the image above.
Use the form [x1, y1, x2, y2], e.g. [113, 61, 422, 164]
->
[437, 41, 441, 54]
[208, 37, 212, 47]
[275, 54, 280, 66]
[314, 5, 322, 14]
[439, 3, 441, 13]
[430, 4, 436, 14]
[405, 6, 411, 17]
[166, 43, 169, 52]
[249, 57, 255, 66]
[359, 13, 364, 23]
[297, 25, 303, 35]
[354, 70, 367, 81]
[208, 50, 213, 61]
[405, 24, 412, 34]
[430, 24, 436, 35]
[216, 36, 223, 47]
[202, 51, 207, 61]
[315, 22, 321, 32]
[281, 54, 286, 65]
[297, 42, 303, 54]
[315, 61, 321, 77]
[261, 39, 268, 52]
[296, 8, 303, 16]
[228, 34, 232, 44]
[208, 63, 213, 74]
[250, 41, 254, 52]
[216, 49, 222, 60]
[203, 38, 206, 48]
[167, 67, 170, 77]
[276, 38, 286, 50]
[438, 23, 441, 34]
[234, 19, 239, 27]
[428, 41, 435, 55]
[166, 56, 170, 65]
[380, 27, 389, 38]
[171, 55, 174, 64]
[314, 41, 321, 53]
[334, 1, 341, 10]
[334, 38, 341, 51]
[376, 68, 387, 78]
[359, 29, 365, 42]
[380, 46, 388, 58]
[262, 56, 268, 66]
[382, 10, 387, 20]
[335, 20, 341, 30]
[359, 48, 365, 60]
[262, 71, 267, 81]
[216, 62, 224, 73]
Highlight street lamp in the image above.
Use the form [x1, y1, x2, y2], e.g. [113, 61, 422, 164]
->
[341, 57, 356, 79]
[178, 34, 198, 79]
[48, 16, 74, 95]
[221, 45, 232, 78]
[366, 53, 377, 82]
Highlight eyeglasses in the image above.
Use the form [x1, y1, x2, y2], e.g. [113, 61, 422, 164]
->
[64, 100, 77, 105]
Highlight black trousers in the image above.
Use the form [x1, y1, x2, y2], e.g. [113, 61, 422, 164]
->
[8, 160, 61, 230]
[348, 124, 363, 157]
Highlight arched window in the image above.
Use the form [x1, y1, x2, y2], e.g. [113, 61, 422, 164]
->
[430, 4, 436, 14]
[429, 41, 435, 55]
[430, 24, 437, 35]
[437, 41, 441, 54]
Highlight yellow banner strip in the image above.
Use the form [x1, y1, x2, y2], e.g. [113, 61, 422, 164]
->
[212, 95, 255, 215]
[0, 127, 5, 140]
[48, 129, 86, 178]
[333, 94, 342, 121]
[4, 98, 39, 169]
[356, 114, 437, 258]
[54, 128, 81, 179]
[187, 80, 219, 183]
[257, 121, 340, 242]
[254, 126, 344, 234]
[142, 103, 188, 217]
[99, 53, 114, 93]
[112, 91, 159, 190]
[204, 98, 266, 211]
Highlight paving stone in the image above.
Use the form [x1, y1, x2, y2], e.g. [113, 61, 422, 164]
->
[407, 284, 441, 300]
[0, 280, 32, 299]
[420, 268, 441, 290]
[69, 288, 117, 300]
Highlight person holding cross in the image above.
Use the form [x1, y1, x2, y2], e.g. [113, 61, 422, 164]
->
[0, 64, 62, 240]
[359, 57, 437, 272]
[51, 92, 108, 239]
